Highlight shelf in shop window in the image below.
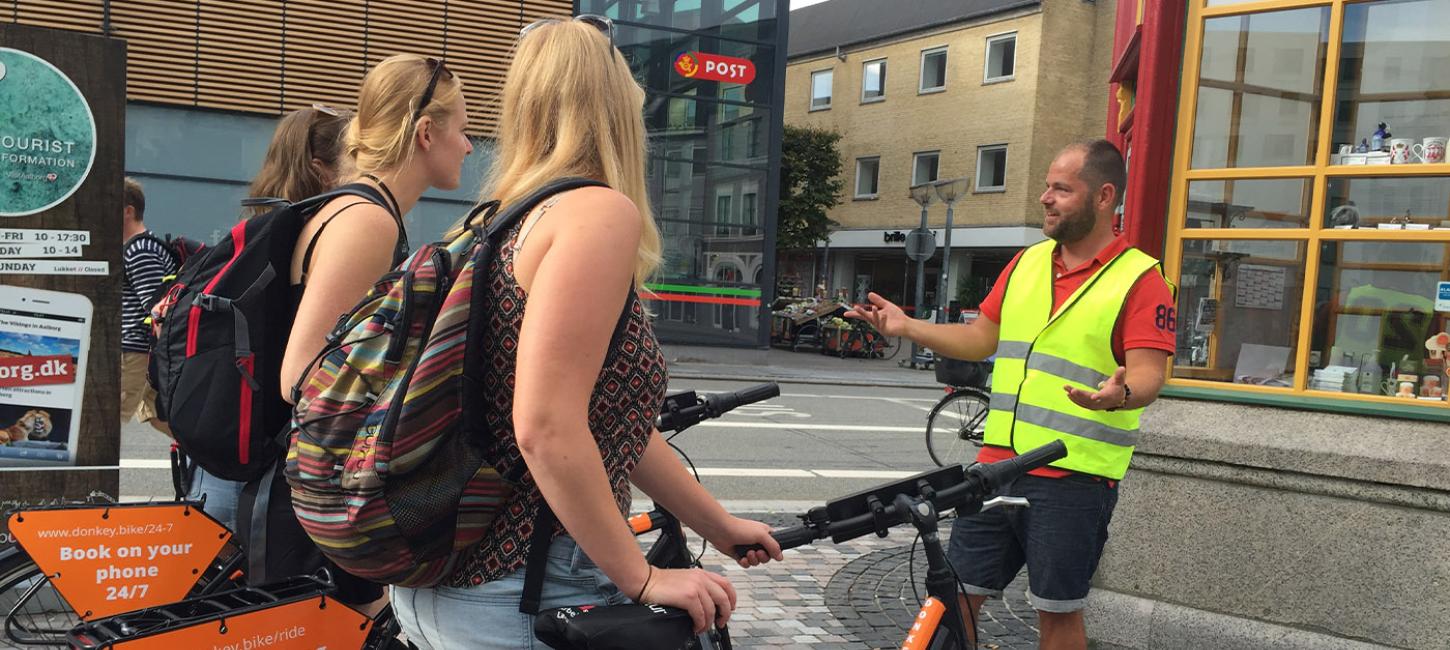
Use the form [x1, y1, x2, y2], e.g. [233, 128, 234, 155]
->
[1325, 162, 1450, 176]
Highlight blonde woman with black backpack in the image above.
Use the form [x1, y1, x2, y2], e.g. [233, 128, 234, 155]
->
[245, 54, 473, 614]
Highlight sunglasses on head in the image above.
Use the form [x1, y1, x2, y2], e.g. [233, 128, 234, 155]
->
[519, 14, 614, 46]
[412, 57, 453, 125]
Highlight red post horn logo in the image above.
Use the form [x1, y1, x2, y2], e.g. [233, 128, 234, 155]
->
[674, 52, 700, 78]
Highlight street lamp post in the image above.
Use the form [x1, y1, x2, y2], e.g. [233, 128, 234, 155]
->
[906, 183, 936, 368]
[932, 178, 969, 324]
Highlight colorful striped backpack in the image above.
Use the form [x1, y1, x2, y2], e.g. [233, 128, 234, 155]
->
[285, 178, 605, 588]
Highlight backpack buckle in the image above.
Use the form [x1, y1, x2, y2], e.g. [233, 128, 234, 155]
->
[195, 293, 235, 312]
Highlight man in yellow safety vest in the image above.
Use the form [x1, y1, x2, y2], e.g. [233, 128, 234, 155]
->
[848, 140, 1176, 650]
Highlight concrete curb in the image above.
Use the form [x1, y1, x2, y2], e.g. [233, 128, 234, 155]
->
[1086, 589, 1402, 650]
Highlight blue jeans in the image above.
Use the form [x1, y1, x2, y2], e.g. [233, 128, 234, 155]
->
[947, 473, 1119, 613]
[186, 466, 244, 533]
[393, 536, 629, 650]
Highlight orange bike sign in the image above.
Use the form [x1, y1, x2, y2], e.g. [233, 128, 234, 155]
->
[7, 503, 230, 619]
[673, 51, 756, 85]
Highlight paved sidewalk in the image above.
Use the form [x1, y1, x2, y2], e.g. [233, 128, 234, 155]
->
[663, 343, 940, 389]
[679, 513, 1051, 649]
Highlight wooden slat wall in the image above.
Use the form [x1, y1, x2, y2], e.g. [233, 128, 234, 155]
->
[5, 0, 572, 136]
[14, 0, 104, 32]
[281, 0, 366, 112]
[198, 0, 283, 113]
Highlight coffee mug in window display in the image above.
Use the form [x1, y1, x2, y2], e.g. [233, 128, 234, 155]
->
[1389, 138, 1415, 164]
[1412, 137, 1447, 164]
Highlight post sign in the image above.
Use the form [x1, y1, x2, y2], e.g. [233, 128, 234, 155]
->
[0, 48, 98, 217]
[673, 51, 757, 85]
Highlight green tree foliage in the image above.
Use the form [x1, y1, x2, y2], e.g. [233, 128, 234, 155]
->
[777, 126, 844, 251]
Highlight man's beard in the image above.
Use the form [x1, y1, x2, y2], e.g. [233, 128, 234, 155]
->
[1045, 205, 1095, 243]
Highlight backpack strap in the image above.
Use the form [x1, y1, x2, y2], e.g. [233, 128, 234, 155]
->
[483, 177, 611, 241]
[519, 503, 559, 615]
[299, 201, 374, 285]
[297, 182, 412, 283]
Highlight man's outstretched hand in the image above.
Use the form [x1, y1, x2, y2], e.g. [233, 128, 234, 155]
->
[1065, 367, 1128, 411]
[844, 292, 912, 337]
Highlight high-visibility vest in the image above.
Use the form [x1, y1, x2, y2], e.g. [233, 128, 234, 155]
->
[982, 240, 1169, 480]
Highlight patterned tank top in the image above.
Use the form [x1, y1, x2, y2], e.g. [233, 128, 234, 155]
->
[448, 220, 669, 587]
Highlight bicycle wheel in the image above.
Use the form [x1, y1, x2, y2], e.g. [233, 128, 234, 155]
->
[0, 549, 76, 647]
[925, 390, 989, 467]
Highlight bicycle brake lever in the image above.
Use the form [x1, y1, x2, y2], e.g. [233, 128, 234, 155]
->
[980, 496, 1029, 511]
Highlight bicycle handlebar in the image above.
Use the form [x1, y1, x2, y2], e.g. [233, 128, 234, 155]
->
[735, 441, 1067, 557]
[655, 382, 780, 433]
[704, 382, 780, 416]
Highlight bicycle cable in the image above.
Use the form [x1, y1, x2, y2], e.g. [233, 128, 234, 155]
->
[666, 439, 711, 565]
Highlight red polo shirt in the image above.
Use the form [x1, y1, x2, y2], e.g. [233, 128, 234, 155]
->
[975, 236, 1176, 478]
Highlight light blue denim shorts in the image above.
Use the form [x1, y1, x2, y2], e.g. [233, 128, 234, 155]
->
[392, 536, 629, 650]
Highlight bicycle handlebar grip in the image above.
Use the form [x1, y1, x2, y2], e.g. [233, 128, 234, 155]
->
[705, 382, 781, 415]
[969, 440, 1068, 490]
[733, 524, 816, 558]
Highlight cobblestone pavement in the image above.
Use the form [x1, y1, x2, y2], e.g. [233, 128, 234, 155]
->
[682, 515, 1045, 649]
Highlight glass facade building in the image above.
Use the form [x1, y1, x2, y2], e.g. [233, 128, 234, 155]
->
[578, 0, 788, 346]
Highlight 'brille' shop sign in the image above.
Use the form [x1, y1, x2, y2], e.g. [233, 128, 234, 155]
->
[673, 51, 756, 85]
[0, 48, 97, 217]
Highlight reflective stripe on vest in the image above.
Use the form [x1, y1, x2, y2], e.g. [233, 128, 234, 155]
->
[982, 240, 1166, 480]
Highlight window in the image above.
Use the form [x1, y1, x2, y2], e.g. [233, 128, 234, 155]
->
[984, 33, 1016, 82]
[862, 59, 887, 102]
[855, 157, 880, 198]
[913, 151, 940, 186]
[811, 69, 833, 110]
[975, 145, 1007, 192]
[920, 47, 947, 93]
[1165, 0, 1450, 414]
[715, 194, 734, 236]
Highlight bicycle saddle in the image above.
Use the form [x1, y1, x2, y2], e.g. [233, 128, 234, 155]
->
[534, 603, 701, 650]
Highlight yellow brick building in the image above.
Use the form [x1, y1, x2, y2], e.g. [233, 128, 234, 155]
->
[782, 0, 1117, 314]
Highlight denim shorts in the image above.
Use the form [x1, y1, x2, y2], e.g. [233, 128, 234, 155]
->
[947, 473, 1119, 613]
[186, 466, 244, 533]
[392, 536, 629, 650]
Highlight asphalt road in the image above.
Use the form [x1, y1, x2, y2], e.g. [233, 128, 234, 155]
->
[118, 378, 959, 513]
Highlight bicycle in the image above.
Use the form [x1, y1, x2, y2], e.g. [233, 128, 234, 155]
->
[832, 319, 901, 361]
[925, 358, 993, 467]
[534, 441, 1068, 650]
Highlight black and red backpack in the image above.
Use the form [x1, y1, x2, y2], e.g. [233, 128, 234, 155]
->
[148, 183, 407, 482]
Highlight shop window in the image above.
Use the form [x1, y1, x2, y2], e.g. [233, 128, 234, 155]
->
[1166, 0, 1450, 415]
[1190, 8, 1329, 169]
[811, 69, 833, 110]
[1185, 179, 1312, 229]
[855, 157, 880, 198]
[913, 151, 940, 186]
[920, 47, 948, 93]
[976, 145, 1007, 192]
[1172, 239, 1307, 387]
[1325, 176, 1450, 229]
[862, 59, 887, 102]
[984, 33, 1016, 83]
[1330, 0, 1450, 167]
[1309, 241, 1448, 403]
